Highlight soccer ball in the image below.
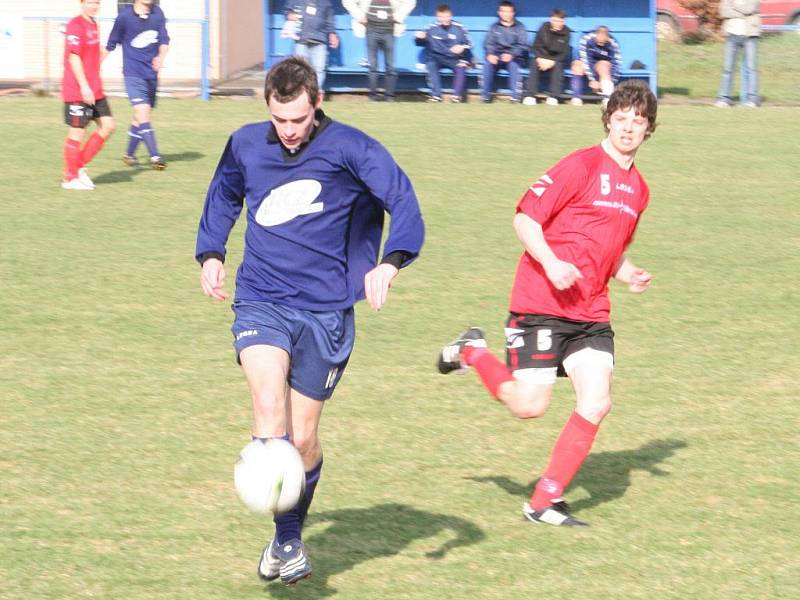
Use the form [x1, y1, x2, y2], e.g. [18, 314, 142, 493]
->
[234, 439, 306, 514]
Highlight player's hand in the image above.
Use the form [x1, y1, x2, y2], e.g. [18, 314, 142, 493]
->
[589, 80, 601, 91]
[201, 258, 229, 301]
[487, 54, 499, 65]
[415, 31, 427, 39]
[500, 52, 513, 63]
[80, 84, 95, 106]
[329, 33, 339, 49]
[536, 58, 555, 71]
[450, 44, 465, 54]
[544, 259, 583, 291]
[152, 56, 163, 72]
[358, 17, 368, 25]
[364, 263, 398, 311]
[628, 268, 652, 294]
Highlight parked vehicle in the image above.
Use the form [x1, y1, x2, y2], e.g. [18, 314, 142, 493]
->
[657, 0, 800, 40]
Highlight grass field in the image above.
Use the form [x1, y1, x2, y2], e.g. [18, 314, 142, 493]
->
[1, 96, 798, 599]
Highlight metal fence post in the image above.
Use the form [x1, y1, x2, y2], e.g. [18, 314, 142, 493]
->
[201, 0, 210, 100]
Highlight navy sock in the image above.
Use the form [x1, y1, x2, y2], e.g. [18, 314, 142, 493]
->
[138, 122, 160, 158]
[274, 457, 323, 544]
[126, 124, 142, 157]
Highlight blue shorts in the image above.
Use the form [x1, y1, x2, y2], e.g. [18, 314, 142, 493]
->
[231, 300, 355, 401]
[125, 77, 158, 107]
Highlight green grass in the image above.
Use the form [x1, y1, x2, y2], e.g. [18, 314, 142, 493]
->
[658, 34, 800, 103]
[1, 97, 798, 599]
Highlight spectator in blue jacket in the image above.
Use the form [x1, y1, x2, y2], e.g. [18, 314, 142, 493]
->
[569, 26, 622, 105]
[285, 1, 339, 90]
[415, 4, 473, 103]
[523, 8, 571, 106]
[481, 1, 529, 103]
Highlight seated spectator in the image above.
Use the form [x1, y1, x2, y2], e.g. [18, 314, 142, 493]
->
[416, 4, 473, 103]
[523, 8, 571, 106]
[284, 1, 339, 91]
[570, 25, 622, 106]
[481, 1, 529, 103]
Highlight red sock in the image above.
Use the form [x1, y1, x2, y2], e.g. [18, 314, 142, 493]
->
[463, 346, 514, 398]
[63, 138, 81, 180]
[529, 411, 599, 510]
[80, 132, 106, 167]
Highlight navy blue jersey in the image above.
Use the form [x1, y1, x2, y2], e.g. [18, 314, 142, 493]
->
[195, 113, 425, 311]
[418, 21, 473, 61]
[106, 5, 170, 80]
[484, 20, 529, 60]
[578, 32, 622, 81]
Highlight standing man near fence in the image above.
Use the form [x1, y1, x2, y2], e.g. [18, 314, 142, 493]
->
[715, 0, 760, 108]
[284, 1, 339, 93]
[106, 0, 170, 169]
[343, 0, 417, 101]
[61, 0, 115, 190]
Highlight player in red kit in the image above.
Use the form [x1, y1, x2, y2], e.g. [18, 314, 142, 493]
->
[61, 0, 115, 190]
[438, 80, 658, 527]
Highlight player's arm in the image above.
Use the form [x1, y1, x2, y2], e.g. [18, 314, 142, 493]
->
[579, 35, 594, 81]
[346, 140, 425, 311]
[68, 53, 95, 105]
[196, 136, 246, 301]
[513, 212, 582, 290]
[614, 256, 652, 293]
[105, 15, 123, 53]
[153, 12, 170, 72]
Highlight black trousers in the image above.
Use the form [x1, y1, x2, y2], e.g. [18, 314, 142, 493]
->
[525, 58, 565, 98]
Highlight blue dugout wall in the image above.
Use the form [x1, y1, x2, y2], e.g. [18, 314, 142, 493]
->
[263, 1, 657, 93]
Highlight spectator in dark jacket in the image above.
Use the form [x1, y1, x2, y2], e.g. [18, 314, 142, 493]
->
[285, 1, 339, 90]
[416, 4, 473, 103]
[523, 8, 572, 106]
[481, 1, 529, 103]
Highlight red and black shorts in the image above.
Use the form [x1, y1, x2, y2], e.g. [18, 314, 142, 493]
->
[63, 97, 112, 128]
[505, 313, 615, 379]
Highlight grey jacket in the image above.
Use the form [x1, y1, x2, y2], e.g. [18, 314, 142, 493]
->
[719, 0, 761, 37]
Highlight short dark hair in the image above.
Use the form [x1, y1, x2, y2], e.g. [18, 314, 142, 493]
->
[602, 80, 658, 138]
[596, 25, 609, 33]
[551, 8, 567, 18]
[436, 3, 452, 13]
[264, 57, 319, 106]
[498, 1, 515, 10]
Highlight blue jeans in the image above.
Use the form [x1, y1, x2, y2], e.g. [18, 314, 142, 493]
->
[481, 59, 522, 101]
[367, 29, 396, 98]
[295, 42, 329, 89]
[718, 34, 759, 105]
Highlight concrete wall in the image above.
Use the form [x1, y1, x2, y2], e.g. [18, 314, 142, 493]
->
[218, 0, 264, 79]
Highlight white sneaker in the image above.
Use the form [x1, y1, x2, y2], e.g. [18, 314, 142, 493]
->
[714, 99, 730, 108]
[545, 97, 558, 106]
[61, 177, 94, 191]
[741, 101, 758, 108]
[522, 96, 537, 106]
[77, 167, 95, 189]
[570, 97, 583, 106]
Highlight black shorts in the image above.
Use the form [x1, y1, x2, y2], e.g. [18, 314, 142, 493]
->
[505, 313, 615, 378]
[64, 97, 112, 128]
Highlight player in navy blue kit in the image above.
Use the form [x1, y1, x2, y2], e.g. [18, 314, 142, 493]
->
[106, 0, 170, 169]
[195, 57, 425, 586]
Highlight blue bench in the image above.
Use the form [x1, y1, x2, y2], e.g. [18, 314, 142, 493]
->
[264, 1, 657, 96]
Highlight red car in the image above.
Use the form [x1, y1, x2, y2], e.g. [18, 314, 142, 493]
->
[657, 0, 800, 39]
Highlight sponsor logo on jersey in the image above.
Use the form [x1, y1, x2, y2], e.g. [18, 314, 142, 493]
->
[131, 30, 159, 49]
[67, 34, 80, 46]
[592, 199, 638, 219]
[255, 179, 324, 227]
[615, 182, 634, 194]
[236, 329, 259, 341]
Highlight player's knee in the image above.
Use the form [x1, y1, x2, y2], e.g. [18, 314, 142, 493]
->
[101, 121, 116, 137]
[579, 395, 612, 423]
[571, 60, 584, 75]
[501, 385, 551, 419]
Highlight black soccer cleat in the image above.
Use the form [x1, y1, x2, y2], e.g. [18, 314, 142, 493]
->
[150, 156, 168, 170]
[437, 327, 487, 374]
[122, 154, 140, 167]
[522, 499, 590, 527]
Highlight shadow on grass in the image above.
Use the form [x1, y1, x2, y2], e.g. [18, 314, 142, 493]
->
[659, 86, 690, 96]
[466, 438, 687, 514]
[264, 503, 485, 598]
[93, 151, 204, 185]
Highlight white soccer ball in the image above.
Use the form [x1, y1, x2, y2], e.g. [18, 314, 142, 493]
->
[234, 439, 306, 515]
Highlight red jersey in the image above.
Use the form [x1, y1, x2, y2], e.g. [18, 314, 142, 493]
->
[62, 15, 104, 103]
[510, 144, 649, 322]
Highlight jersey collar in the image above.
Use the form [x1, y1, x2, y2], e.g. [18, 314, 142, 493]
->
[266, 109, 332, 161]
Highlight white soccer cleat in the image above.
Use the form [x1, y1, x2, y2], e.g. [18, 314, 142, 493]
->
[61, 177, 94, 191]
[522, 96, 537, 106]
[77, 167, 95, 189]
[257, 538, 282, 582]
